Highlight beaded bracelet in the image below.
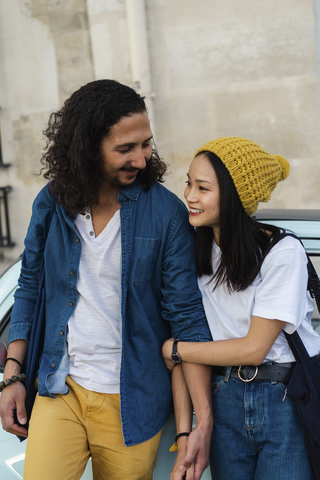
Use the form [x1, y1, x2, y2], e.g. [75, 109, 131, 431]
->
[0, 373, 26, 392]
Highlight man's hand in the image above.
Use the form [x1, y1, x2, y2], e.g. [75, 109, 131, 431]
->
[0, 381, 28, 437]
[162, 337, 175, 371]
[178, 426, 211, 480]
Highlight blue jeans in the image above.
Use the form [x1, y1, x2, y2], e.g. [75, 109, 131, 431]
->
[210, 373, 314, 480]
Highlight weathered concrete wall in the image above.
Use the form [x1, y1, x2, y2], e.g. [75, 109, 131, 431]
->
[0, 0, 319, 268]
[0, 0, 94, 264]
[87, 0, 130, 81]
[30, 0, 94, 103]
[148, 0, 320, 208]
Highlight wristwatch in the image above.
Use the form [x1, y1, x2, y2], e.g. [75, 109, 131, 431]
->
[171, 339, 182, 363]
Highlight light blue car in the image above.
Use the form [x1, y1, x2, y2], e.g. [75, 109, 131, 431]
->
[0, 209, 319, 479]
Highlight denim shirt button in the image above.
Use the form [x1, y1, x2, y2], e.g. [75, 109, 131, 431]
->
[68, 301, 73, 307]
[132, 195, 136, 199]
[69, 270, 74, 275]
[50, 363, 55, 368]
[75, 238, 80, 243]
[59, 331, 64, 336]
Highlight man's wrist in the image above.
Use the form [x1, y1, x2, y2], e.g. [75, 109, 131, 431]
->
[193, 404, 214, 431]
[193, 415, 214, 436]
[4, 357, 23, 370]
[3, 363, 22, 378]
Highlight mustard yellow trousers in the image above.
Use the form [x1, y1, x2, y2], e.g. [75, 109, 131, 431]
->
[24, 376, 162, 480]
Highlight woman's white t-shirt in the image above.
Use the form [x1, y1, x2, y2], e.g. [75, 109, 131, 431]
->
[198, 235, 320, 363]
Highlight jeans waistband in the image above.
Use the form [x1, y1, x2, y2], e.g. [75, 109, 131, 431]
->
[212, 362, 295, 383]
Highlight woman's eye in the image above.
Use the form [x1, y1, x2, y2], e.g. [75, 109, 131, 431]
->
[142, 143, 151, 148]
[185, 180, 191, 186]
[199, 186, 207, 191]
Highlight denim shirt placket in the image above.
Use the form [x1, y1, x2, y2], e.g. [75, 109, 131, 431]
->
[40, 209, 81, 397]
[117, 185, 139, 444]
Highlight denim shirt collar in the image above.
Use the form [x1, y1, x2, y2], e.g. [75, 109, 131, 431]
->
[58, 181, 142, 230]
[118, 180, 141, 203]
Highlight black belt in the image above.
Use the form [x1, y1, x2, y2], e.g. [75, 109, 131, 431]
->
[212, 363, 295, 383]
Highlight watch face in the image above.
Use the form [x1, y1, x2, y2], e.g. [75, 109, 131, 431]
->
[171, 352, 181, 363]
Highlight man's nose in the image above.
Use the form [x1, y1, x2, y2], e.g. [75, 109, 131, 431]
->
[131, 150, 147, 169]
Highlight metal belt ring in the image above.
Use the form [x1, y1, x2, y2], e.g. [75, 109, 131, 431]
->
[237, 366, 258, 382]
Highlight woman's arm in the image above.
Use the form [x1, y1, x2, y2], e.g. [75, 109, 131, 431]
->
[0, 339, 28, 437]
[164, 362, 212, 480]
[163, 315, 286, 368]
[170, 365, 193, 480]
[180, 363, 212, 480]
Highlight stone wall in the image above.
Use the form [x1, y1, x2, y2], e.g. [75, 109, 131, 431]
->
[0, 0, 319, 265]
[148, 0, 320, 206]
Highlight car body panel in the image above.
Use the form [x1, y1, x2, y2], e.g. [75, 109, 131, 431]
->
[0, 259, 21, 344]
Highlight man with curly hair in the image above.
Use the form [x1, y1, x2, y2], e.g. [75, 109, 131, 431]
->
[0, 80, 212, 480]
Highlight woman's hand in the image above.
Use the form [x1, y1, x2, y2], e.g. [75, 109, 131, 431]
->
[171, 436, 194, 480]
[162, 338, 176, 371]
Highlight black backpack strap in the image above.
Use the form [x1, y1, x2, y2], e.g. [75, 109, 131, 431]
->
[280, 232, 320, 309]
[280, 232, 320, 364]
[284, 330, 309, 364]
[307, 257, 320, 312]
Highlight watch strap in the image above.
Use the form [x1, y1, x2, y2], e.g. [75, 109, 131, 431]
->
[171, 339, 181, 363]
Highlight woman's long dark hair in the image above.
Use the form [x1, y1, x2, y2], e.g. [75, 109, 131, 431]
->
[195, 151, 282, 291]
[40, 79, 167, 214]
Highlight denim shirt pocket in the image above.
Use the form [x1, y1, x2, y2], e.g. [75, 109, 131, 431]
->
[129, 237, 161, 286]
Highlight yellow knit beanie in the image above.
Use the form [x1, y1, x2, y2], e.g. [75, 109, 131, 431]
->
[195, 137, 290, 216]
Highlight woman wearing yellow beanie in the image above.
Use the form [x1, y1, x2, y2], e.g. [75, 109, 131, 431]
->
[163, 137, 318, 480]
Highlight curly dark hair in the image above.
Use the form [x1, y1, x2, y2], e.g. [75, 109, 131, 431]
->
[41, 79, 167, 214]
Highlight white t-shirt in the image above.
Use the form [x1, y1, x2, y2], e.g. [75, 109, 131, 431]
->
[67, 210, 122, 393]
[198, 236, 320, 363]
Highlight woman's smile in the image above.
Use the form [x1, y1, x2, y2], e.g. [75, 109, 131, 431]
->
[184, 154, 220, 235]
[189, 207, 204, 215]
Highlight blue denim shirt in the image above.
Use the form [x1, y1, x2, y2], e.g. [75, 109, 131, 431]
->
[9, 180, 211, 446]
